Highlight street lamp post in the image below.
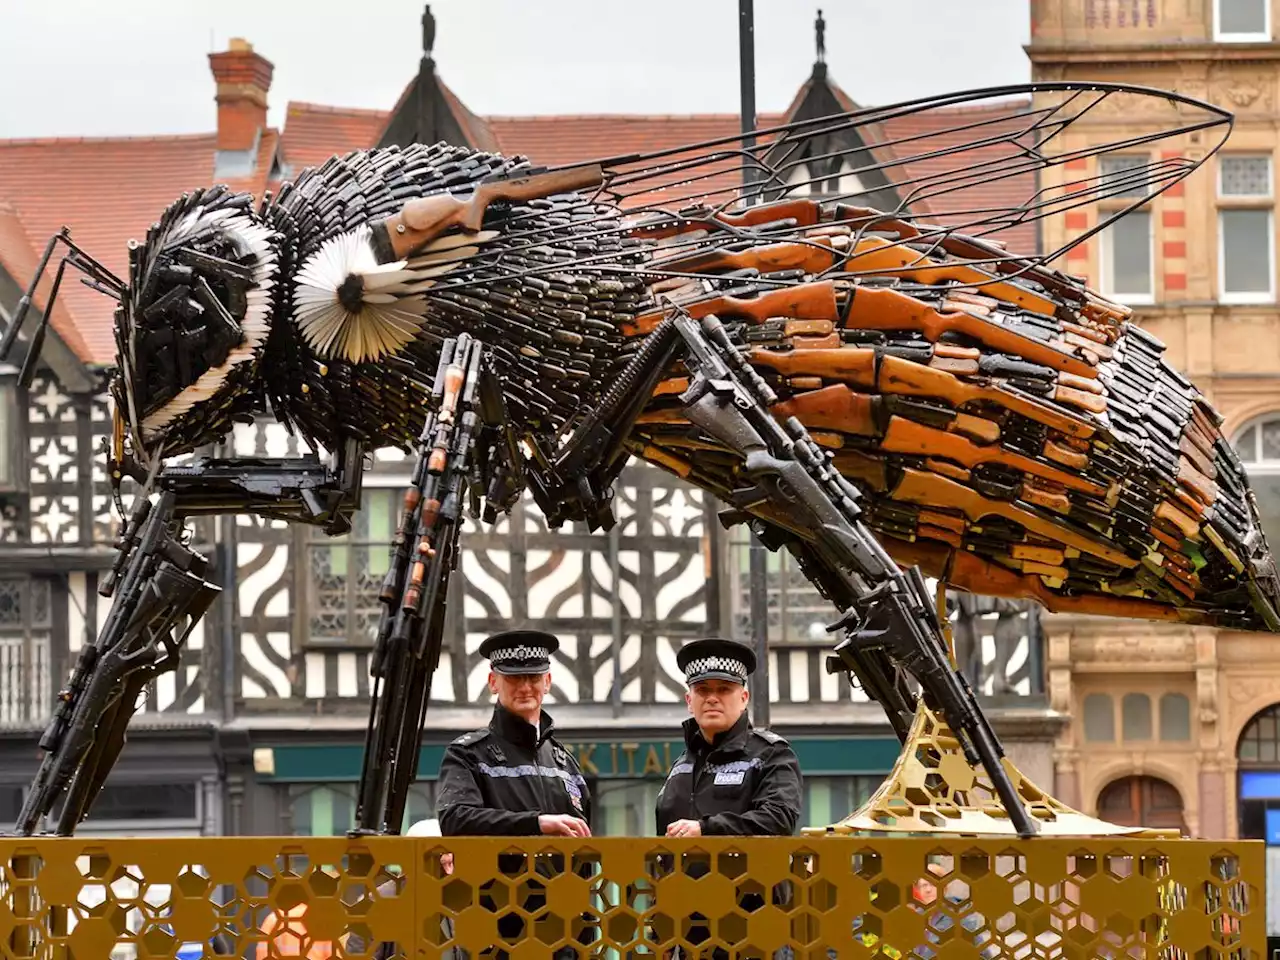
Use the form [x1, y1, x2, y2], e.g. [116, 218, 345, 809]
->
[738, 0, 772, 730]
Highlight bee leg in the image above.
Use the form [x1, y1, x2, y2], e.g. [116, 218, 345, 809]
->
[11, 490, 219, 836]
[666, 305, 1038, 838]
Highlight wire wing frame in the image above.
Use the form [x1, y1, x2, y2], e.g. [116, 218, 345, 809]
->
[436, 81, 1231, 299]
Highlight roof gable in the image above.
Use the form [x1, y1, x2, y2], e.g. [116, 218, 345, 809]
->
[764, 63, 907, 213]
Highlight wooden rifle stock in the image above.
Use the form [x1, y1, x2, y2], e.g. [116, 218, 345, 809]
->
[890, 467, 1135, 567]
[655, 239, 840, 277]
[370, 164, 605, 262]
[838, 235, 1062, 319]
[773, 384, 1103, 495]
[747, 347, 1092, 440]
[881, 416, 1106, 496]
[845, 285, 1097, 380]
[628, 279, 839, 335]
[878, 355, 1094, 439]
[715, 199, 821, 230]
[747, 346, 877, 388]
[771, 384, 881, 436]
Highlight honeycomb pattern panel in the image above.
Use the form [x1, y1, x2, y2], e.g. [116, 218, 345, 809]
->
[0, 838, 415, 960]
[0, 836, 1263, 958]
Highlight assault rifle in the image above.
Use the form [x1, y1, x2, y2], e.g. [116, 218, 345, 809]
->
[669, 305, 1037, 837]
[353, 333, 488, 836]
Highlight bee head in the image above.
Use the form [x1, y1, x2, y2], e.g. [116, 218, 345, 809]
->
[115, 186, 281, 461]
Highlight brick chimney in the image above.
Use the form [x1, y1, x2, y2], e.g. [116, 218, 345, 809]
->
[208, 38, 274, 152]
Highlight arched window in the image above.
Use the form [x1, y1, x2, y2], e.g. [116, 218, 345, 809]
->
[1122, 693, 1153, 741]
[1160, 693, 1192, 741]
[1231, 415, 1280, 547]
[1097, 775, 1185, 831]
[1238, 703, 1280, 764]
[1083, 693, 1115, 742]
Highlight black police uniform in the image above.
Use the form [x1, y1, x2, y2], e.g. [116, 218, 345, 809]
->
[436, 629, 590, 834]
[654, 638, 804, 959]
[654, 711, 802, 838]
[436, 702, 591, 834]
[435, 630, 591, 958]
[655, 637, 803, 838]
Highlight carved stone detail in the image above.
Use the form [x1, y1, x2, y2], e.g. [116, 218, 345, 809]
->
[1197, 668, 1218, 725]
[1225, 675, 1280, 737]
[1208, 73, 1274, 112]
[1072, 633, 1190, 662]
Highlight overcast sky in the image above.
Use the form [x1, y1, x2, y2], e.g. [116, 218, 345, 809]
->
[0, 0, 1032, 139]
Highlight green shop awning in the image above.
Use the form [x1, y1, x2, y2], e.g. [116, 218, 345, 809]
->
[256, 735, 902, 783]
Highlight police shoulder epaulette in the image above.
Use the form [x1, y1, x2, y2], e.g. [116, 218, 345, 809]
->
[753, 728, 788, 745]
[452, 729, 490, 747]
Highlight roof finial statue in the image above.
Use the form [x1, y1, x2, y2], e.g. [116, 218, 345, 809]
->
[815, 8, 826, 64]
[422, 4, 436, 58]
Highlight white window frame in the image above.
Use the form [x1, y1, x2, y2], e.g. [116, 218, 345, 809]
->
[1214, 0, 1272, 41]
[1218, 153, 1276, 304]
[0, 362, 18, 493]
[1098, 210, 1155, 306]
[1233, 414, 1280, 471]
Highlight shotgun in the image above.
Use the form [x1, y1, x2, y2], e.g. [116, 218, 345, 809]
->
[836, 235, 1062, 319]
[629, 198, 822, 241]
[888, 466, 1135, 567]
[369, 164, 606, 262]
[625, 279, 840, 336]
[842, 284, 1099, 379]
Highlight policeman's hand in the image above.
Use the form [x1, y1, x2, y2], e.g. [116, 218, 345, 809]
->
[665, 819, 702, 838]
[538, 814, 592, 837]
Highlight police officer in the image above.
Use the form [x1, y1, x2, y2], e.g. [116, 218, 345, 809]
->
[436, 629, 592, 958]
[656, 637, 803, 839]
[655, 637, 804, 959]
[437, 628, 591, 835]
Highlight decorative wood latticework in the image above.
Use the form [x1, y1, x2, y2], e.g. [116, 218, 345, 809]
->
[0, 376, 1046, 720]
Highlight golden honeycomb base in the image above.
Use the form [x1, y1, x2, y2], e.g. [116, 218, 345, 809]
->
[805, 700, 1181, 839]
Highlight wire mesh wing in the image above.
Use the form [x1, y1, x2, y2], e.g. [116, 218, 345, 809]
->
[432, 81, 1232, 300]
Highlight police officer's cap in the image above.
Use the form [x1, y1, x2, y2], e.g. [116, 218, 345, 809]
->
[479, 629, 560, 676]
[677, 637, 756, 687]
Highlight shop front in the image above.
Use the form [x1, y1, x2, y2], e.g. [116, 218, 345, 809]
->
[237, 726, 905, 838]
[0, 719, 223, 837]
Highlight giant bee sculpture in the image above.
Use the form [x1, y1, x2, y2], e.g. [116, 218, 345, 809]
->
[2, 81, 1274, 840]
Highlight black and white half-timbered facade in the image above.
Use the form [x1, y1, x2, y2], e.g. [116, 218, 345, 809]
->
[0, 14, 1062, 838]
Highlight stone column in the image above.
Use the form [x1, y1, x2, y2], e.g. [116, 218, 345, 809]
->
[1198, 754, 1228, 839]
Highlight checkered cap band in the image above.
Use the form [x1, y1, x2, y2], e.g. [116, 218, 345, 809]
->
[684, 655, 747, 682]
[488, 645, 549, 663]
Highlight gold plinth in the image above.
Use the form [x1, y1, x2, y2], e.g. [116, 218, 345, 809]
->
[0, 833, 1262, 958]
[810, 701, 1181, 839]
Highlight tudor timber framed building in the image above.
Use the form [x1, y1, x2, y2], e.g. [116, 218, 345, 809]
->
[0, 10, 1058, 839]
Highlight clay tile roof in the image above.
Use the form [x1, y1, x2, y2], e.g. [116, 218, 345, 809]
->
[878, 96, 1038, 255]
[280, 102, 390, 174]
[0, 133, 220, 366]
[487, 113, 784, 167]
[438, 77, 500, 154]
[0, 66, 1039, 374]
[0, 200, 89, 362]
